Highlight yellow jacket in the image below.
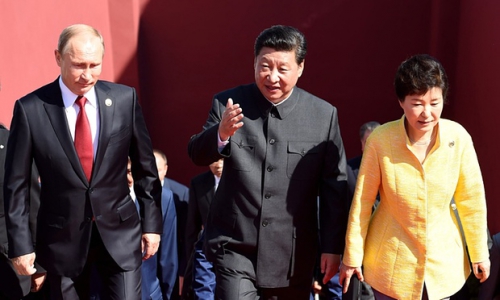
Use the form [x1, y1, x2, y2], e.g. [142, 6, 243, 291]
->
[343, 117, 489, 300]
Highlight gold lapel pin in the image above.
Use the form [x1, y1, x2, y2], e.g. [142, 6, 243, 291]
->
[105, 98, 113, 106]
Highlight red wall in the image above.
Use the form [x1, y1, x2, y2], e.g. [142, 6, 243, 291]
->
[1, 0, 499, 233]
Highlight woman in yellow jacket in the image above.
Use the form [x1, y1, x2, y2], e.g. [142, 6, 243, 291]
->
[339, 54, 490, 300]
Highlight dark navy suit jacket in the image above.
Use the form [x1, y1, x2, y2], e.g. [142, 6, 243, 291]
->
[164, 178, 189, 277]
[141, 186, 178, 300]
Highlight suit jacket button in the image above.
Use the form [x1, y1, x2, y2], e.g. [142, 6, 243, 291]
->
[269, 138, 275, 145]
[262, 220, 269, 227]
[264, 193, 271, 199]
[85, 217, 92, 222]
[267, 166, 274, 172]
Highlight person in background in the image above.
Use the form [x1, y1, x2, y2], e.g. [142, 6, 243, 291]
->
[340, 54, 490, 299]
[188, 25, 349, 299]
[132, 154, 178, 300]
[184, 158, 223, 300]
[0, 124, 47, 299]
[161, 153, 190, 298]
[4, 24, 162, 299]
[346, 121, 380, 198]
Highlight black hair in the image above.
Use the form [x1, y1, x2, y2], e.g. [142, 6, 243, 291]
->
[254, 25, 307, 64]
[394, 54, 448, 103]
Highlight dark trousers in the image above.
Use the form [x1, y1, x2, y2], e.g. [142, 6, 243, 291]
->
[48, 224, 141, 300]
[215, 249, 310, 300]
[192, 231, 216, 300]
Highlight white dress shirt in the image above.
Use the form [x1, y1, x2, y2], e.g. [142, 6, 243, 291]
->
[59, 77, 100, 158]
[214, 175, 220, 191]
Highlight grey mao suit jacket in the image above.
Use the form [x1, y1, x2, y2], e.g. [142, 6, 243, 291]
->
[188, 83, 349, 288]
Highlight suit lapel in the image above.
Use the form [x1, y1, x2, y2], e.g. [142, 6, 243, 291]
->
[43, 80, 88, 183]
[92, 81, 114, 179]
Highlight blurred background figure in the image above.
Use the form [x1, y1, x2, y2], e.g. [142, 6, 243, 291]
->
[148, 151, 179, 299]
[183, 158, 223, 300]
[160, 152, 190, 298]
[346, 121, 380, 198]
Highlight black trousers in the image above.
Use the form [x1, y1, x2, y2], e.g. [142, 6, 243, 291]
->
[214, 248, 310, 300]
[47, 224, 141, 300]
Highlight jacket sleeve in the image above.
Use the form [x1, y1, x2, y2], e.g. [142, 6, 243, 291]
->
[4, 101, 36, 258]
[318, 107, 349, 255]
[454, 134, 489, 263]
[187, 96, 228, 166]
[343, 133, 382, 267]
[128, 89, 163, 234]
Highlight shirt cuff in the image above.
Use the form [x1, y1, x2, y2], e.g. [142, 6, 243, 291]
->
[217, 131, 229, 153]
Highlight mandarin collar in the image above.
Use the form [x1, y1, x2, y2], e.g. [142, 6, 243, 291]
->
[253, 84, 299, 119]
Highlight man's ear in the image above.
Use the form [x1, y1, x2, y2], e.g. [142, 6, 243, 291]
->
[55, 50, 62, 66]
[298, 59, 305, 77]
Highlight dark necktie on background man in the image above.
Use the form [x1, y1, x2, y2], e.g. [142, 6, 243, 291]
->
[74, 96, 93, 181]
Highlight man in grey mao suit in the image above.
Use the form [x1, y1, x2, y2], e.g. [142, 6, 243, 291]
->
[188, 25, 349, 299]
[4, 24, 162, 299]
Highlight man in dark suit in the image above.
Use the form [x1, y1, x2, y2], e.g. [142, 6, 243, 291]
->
[131, 155, 178, 300]
[188, 25, 349, 299]
[184, 158, 223, 299]
[0, 124, 47, 299]
[4, 24, 162, 299]
[156, 152, 190, 298]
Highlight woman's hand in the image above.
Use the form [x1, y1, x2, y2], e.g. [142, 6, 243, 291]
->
[473, 260, 491, 283]
[339, 261, 364, 294]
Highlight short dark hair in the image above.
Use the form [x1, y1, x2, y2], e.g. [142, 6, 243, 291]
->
[254, 25, 307, 64]
[394, 54, 448, 103]
[359, 121, 380, 140]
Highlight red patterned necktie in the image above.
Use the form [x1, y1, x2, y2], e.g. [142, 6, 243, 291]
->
[74, 96, 93, 181]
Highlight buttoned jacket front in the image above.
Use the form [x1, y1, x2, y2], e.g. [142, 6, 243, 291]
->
[4, 79, 162, 277]
[188, 83, 349, 287]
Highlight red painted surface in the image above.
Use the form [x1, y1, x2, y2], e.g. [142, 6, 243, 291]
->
[1, 0, 499, 233]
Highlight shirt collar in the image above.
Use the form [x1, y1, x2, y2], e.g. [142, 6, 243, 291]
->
[59, 76, 98, 109]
